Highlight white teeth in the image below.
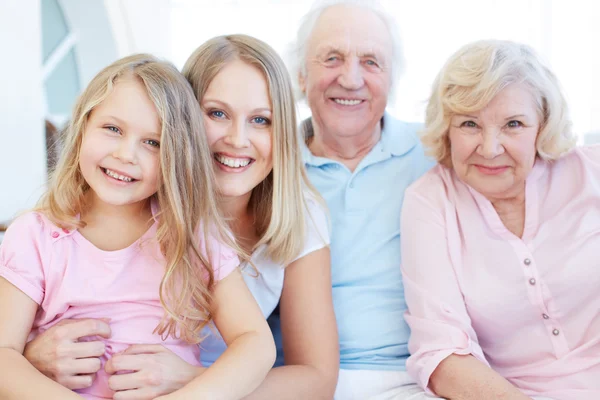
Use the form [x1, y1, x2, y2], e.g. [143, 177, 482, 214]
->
[216, 154, 251, 168]
[104, 168, 133, 182]
[334, 98, 362, 106]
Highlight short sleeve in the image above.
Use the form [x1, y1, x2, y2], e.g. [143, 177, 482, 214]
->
[400, 182, 489, 393]
[200, 227, 240, 282]
[291, 194, 330, 263]
[0, 212, 49, 304]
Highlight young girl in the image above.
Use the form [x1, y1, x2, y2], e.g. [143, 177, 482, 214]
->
[0, 54, 275, 400]
[25, 35, 339, 399]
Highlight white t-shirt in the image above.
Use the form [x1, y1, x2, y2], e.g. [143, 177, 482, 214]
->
[200, 194, 330, 365]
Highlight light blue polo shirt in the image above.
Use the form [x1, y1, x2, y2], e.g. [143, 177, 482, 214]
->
[301, 112, 434, 370]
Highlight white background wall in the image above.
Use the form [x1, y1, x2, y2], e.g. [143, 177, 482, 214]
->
[170, 0, 600, 136]
[0, 0, 46, 223]
[106, 0, 174, 60]
[1, 0, 599, 226]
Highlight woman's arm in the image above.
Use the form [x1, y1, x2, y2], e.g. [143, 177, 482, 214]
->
[243, 247, 338, 399]
[0, 277, 83, 399]
[430, 354, 530, 400]
[400, 189, 530, 399]
[157, 268, 275, 400]
[23, 318, 111, 390]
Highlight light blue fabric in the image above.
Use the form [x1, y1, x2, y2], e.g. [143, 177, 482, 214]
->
[291, 112, 435, 370]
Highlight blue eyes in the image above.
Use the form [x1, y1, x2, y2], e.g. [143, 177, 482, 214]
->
[210, 110, 226, 119]
[104, 125, 159, 148]
[324, 57, 379, 67]
[208, 110, 270, 126]
[252, 116, 270, 125]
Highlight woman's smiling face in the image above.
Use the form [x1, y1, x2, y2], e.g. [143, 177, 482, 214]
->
[201, 60, 273, 203]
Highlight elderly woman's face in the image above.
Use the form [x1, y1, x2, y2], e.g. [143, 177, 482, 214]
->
[448, 84, 540, 202]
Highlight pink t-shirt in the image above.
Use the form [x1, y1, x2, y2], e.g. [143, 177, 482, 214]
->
[0, 210, 239, 399]
[400, 145, 600, 400]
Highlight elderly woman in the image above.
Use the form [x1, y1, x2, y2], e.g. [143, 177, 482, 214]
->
[400, 40, 599, 400]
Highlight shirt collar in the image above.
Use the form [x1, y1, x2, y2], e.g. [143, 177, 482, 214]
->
[380, 111, 418, 156]
[301, 111, 418, 166]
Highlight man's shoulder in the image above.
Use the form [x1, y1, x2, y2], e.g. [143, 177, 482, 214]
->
[381, 113, 426, 158]
[382, 113, 423, 136]
[381, 114, 436, 177]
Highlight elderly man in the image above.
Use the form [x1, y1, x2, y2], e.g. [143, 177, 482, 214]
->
[269, 1, 436, 399]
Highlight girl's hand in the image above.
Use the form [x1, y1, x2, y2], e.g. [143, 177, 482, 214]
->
[105, 344, 203, 400]
[23, 318, 111, 389]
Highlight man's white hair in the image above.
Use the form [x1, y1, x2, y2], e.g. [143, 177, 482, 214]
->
[288, 0, 405, 102]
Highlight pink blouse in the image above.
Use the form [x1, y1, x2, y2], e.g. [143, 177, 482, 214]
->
[0, 210, 239, 399]
[400, 145, 600, 400]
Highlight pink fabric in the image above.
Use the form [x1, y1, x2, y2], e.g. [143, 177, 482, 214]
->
[0, 211, 239, 399]
[400, 145, 600, 400]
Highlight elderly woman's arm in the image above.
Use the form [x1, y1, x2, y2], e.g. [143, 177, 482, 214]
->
[400, 189, 530, 400]
[430, 354, 530, 399]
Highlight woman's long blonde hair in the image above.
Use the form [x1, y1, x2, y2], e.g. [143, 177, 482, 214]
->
[37, 54, 243, 343]
[183, 34, 323, 264]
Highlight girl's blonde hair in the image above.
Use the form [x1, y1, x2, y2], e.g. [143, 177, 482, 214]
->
[183, 34, 322, 264]
[37, 53, 242, 343]
[422, 39, 576, 168]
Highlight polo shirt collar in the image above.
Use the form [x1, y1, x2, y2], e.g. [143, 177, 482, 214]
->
[301, 111, 418, 167]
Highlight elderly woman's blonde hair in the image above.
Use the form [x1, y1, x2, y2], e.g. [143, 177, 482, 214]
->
[422, 39, 576, 168]
[183, 34, 324, 265]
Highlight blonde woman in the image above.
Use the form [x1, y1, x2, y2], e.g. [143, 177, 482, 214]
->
[25, 36, 339, 399]
[0, 54, 275, 399]
[401, 40, 599, 399]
